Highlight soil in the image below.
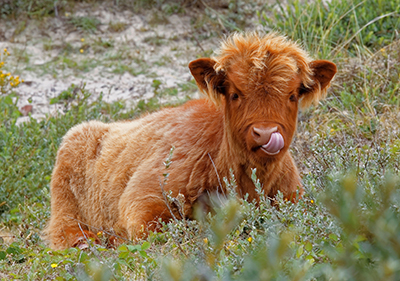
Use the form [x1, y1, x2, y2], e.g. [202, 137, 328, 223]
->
[0, 5, 236, 125]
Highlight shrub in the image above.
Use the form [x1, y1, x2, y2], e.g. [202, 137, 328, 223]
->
[0, 0, 67, 18]
[0, 48, 23, 95]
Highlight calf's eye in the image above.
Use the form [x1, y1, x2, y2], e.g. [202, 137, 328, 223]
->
[289, 94, 297, 102]
[231, 93, 239, 101]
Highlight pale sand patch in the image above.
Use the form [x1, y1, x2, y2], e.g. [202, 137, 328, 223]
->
[0, 6, 221, 124]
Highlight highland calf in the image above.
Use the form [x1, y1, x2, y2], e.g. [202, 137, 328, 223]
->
[44, 33, 337, 250]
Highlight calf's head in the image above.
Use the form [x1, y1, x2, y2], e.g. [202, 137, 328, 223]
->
[189, 33, 337, 163]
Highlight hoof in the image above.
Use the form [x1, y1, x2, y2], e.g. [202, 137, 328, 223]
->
[71, 232, 101, 249]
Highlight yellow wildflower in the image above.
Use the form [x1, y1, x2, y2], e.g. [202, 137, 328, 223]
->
[330, 128, 335, 133]
[203, 238, 208, 244]
[3, 48, 7, 53]
[247, 237, 252, 243]
[97, 231, 103, 236]
[310, 200, 314, 204]
[80, 49, 84, 53]
[81, 38, 85, 42]
[51, 263, 58, 268]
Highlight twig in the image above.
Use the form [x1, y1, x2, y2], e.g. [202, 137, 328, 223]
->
[208, 153, 226, 204]
[192, 34, 205, 53]
[66, 215, 131, 243]
[159, 177, 189, 258]
[159, 177, 179, 222]
[77, 223, 118, 280]
[54, 0, 58, 18]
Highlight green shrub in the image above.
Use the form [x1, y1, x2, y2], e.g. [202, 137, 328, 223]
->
[0, 48, 24, 94]
[0, 0, 67, 18]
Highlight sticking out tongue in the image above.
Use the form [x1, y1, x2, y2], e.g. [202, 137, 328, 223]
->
[261, 132, 284, 155]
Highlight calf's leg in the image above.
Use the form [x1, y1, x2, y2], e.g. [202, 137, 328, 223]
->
[116, 166, 181, 240]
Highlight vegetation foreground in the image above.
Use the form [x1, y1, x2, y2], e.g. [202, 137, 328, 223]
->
[1, 0, 400, 280]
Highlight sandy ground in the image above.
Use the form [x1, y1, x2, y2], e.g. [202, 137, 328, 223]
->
[0, 6, 227, 124]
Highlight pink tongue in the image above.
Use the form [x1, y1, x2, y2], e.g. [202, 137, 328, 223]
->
[262, 132, 284, 155]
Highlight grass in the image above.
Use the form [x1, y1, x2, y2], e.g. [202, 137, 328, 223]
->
[108, 21, 128, 33]
[260, 0, 400, 58]
[1, 0, 400, 280]
[68, 16, 101, 33]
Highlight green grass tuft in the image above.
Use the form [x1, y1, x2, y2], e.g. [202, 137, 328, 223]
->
[260, 0, 400, 58]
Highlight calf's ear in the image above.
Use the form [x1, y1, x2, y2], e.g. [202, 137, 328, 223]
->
[189, 58, 226, 105]
[299, 60, 337, 108]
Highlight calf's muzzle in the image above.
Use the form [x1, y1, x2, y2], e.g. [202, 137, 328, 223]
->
[250, 126, 284, 155]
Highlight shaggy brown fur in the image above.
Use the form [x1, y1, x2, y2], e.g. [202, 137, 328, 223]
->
[44, 32, 337, 250]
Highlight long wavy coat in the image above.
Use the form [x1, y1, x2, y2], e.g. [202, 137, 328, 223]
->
[44, 33, 337, 250]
